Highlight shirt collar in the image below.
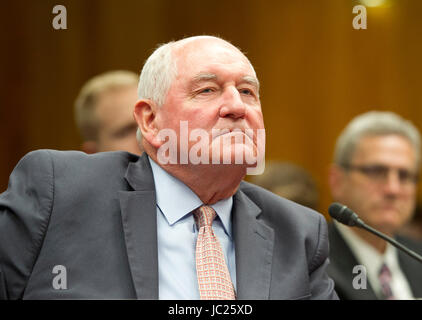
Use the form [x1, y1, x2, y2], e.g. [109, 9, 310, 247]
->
[148, 156, 233, 238]
[335, 221, 399, 275]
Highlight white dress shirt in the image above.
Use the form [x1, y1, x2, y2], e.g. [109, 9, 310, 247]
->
[148, 157, 236, 299]
[335, 221, 415, 299]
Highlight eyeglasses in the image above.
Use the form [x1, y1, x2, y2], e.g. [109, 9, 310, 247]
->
[342, 164, 419, 186]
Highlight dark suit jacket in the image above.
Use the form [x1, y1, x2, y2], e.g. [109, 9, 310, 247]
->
[0, 150, 337, 299]
[327, 223, 422, 299]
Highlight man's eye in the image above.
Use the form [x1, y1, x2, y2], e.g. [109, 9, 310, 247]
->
[199, 88, 215, 94]
[365, 166, 386, 177]
[239, 88, 253, 95]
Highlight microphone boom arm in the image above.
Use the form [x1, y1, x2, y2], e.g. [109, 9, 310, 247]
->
[359, 223, 422, 264]
[329, 202, 422, 265]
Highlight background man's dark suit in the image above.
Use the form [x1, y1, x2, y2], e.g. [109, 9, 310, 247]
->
[0, 150, 337, 299]
[327, 224, 422, 299]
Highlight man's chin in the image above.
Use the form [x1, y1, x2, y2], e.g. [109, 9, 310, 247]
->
[214, 144, 257, 165]
[369, 214, 402, 235]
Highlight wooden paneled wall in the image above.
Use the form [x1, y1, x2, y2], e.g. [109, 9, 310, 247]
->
[1, 0, 422, 216]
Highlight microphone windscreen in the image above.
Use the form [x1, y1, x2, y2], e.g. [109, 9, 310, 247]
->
[328, 202, 356, 226]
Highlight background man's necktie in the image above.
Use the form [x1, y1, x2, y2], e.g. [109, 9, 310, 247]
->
[194, 205, 236, 300]
[378, 263, 395, 300]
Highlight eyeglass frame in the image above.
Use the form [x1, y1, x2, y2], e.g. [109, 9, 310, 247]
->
[341, 163, 419, 186]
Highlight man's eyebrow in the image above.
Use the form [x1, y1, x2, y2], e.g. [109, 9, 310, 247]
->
[192, 73, 218, 83]
[191, 73, 260, 91]
[242, 75, 260, 91]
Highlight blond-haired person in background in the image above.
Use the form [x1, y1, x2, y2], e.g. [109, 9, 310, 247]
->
[74, 70, 143, 155]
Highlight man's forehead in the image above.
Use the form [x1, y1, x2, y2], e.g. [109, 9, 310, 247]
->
[174, 37, 250, 66]
[175, 44, 256, 82]
[352, 134, 417, 164]
[356, 134, 413, 150]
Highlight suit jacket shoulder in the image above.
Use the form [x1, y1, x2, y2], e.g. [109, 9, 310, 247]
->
[0, 149, 140, 299]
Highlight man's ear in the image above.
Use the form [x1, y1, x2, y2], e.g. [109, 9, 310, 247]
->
[81, 141, 98, 154]
[134, 99, 161, 148]
[328, 164, 346, 200]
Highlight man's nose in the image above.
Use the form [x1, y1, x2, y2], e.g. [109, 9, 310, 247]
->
[383, 170, 402, 195]
[219, 87, 246, 119]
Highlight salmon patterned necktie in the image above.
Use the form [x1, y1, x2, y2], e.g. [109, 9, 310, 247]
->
[194, 205, 236, 300]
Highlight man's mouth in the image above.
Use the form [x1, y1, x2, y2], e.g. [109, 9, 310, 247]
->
[212, 128, 254, 141]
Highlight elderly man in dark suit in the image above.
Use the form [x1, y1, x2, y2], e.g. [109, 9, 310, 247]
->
[0, 35, 337, 300]
[328, 111, 422, 300]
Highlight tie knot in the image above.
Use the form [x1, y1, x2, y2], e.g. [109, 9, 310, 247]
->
[194, 206, 216, 229]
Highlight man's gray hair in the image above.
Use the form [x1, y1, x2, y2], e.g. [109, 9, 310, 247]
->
[334, 111, 421, 167]
[136, 41, 177, 147]
[137, 41, 177, 106]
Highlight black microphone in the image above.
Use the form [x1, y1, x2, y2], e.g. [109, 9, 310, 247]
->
[329, 202, 422, 264]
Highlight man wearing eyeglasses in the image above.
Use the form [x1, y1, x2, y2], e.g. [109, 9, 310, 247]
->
[327, 111, 422, 300]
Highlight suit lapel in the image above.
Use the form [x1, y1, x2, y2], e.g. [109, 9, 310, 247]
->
[328, 224, 378, 300]
[119, 154, 159, 299]
[233, 188, 274, 299]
